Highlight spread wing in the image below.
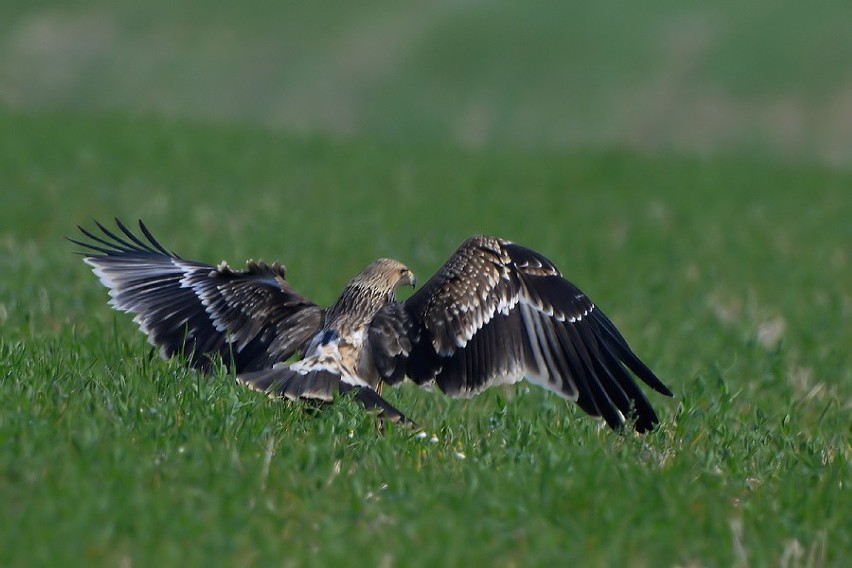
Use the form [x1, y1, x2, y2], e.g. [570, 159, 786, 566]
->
[71, 219, 324, 373]
[369, 235, 673, 432]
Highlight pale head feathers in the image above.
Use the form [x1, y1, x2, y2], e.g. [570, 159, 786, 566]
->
[349, 258, 415, 292]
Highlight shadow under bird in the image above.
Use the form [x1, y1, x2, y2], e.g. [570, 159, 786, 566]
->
[72, 219, 673, 432]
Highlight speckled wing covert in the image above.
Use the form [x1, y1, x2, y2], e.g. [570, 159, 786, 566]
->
[71, 219, 324, 373]
[369, 236, 673, 432]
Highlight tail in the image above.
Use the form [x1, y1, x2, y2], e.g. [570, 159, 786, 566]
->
[238, 364, 414, 427]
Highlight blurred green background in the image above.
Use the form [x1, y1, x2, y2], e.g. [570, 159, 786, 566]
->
[2, 0, 851, 166]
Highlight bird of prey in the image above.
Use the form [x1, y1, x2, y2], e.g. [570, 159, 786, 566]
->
[72, 219, 672, 432]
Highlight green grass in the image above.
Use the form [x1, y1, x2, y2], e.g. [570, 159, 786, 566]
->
[0, 108, 849, 566]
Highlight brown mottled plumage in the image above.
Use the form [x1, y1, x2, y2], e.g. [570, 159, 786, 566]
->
[72, 220, 672, 432]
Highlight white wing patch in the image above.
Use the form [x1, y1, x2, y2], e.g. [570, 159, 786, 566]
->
[294, 331, 372, 389]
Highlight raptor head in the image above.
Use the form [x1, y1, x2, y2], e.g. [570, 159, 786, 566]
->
[356, 258, 416, 293]
[326, 258, 416, 328]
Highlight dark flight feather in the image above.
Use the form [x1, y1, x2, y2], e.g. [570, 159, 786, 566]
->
[238, 365, 411, 425]
[72, 219, 323, 373]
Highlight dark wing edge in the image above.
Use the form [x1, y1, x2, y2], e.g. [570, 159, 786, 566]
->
[71, 219, 324, 373]
[368, 236, 672, 433]
[238, 365, 413, 426]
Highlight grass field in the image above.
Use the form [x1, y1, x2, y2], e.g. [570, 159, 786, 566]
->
[1, 109, 849, 566]
[1, 2, 851, 567]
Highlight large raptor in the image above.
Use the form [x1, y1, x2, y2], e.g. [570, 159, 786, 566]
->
[73, 220, 672, 432]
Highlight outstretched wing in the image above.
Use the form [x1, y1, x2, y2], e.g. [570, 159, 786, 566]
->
[369, 235, 672, 432]
[72, 219, 324, 372]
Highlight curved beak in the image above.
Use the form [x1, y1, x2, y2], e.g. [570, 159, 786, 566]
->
[406, 270, 416, 289]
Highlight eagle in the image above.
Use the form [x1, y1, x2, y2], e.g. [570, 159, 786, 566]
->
[72, 219, 672, 432]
